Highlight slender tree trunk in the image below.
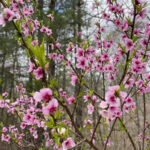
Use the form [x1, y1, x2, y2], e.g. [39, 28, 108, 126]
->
[135, 89, 141, 150]
[48, 0, 56, 80]
[75, 0, 84, 150]
[10, 50, 17, 98]
[0, 53, 6, 93]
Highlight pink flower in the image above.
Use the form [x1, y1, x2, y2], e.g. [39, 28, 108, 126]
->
[46, 29, 52, 35]
[123, 20, 128, 31]
[87, 104, 94, 114]
[99, 101, 108, 109]
[71, 75, 77, 86]
[40, 88, 53, 103]
[34, 92, 42, 103]
[0, 15, 6, 27]
[105, 91, 120, 107]
[42, 98, 58, 115]
[20, 123, 27, 129]
[124, 77, 135, 88]
[27, 61, 34, 72]
[76, 57, 88, 70]
[32, 40, 38, 46]
[4, 8, 15, 21]
[92, 95, 98, 103]
[2, 127, 7, 133]
[125, 39, 133, 49]
[2, 92, 8, 98]
[1, 134, 10, 143]
[75, 48, 84, 57]
[62, 138, 75, 150]
[123, 104, 130, 113]
[47, 14, 54, 22]
[141, 38, 148, 47]
[106, 139, 111, 146]
[83, 94, 90, 102]
[40, 26, 47, 32]
[0, 100, 5, 108]
[56, 43, 61, 48]
[33, 67, 43, 80]
[67, 96, 75, 104]
[145, 74, 150, 80]
[99, 110, 108, 118]
[45, 139, 53, 147]
[125, 97, 133, 106]
[23, 114, 35, 124]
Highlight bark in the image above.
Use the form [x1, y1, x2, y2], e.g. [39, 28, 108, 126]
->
[75, 0, 83, 150]
[0, 53, 6, 93]
[48, 0, 56, 80]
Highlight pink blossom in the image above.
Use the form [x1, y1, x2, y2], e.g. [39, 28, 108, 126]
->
[40, 26, 47, 32]
[20, 122, 27, 129]
[40, 88, 53, 103]
[92, 95, 98, 103]
[67, 96, 75, 104]
[71, 75, 77, 86]
[75, 48, 84, 57]
[124, 77, 135, 88]
[51, 44, 55, 50]
[2, 127, 7, 133]
[145, 74, 150, 80]
[141, 38, 148, 47]
[105, 91, 120, 107]
[1, 134, 10, 143]
[99, 110, 108, 118]
[125, 39, 133, 50]
[87, 104, 94, 114]
[47, 14, 54, 22]
[27, 61, 34, 73]
[33, 67, 43, 80]
[4, 8, 15, 21]
[45, 139, 53, 147]
[46, 29, 52, 35]
[32, 40, 38, 46]
[0, 100, 5, 108]
[125, 97, 133, 106]
[99, 101, 108, 109]
[106, 140, 111, 146]
[83, 94, 91, 102]
[62, 138, 75, 150]
[42, 98, 58, 115]
[2, 92, 8, 97]
[123, 20, 128, 31]
[56, 43, 61, 48]
[34, 92, 42, 103]
[0, 15, 6, 27]
[76, 57, 88, 70]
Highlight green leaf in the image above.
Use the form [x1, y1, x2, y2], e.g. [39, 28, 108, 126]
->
[55, 110, 63, 119]
[46, 122, 53, 128]
[83, 39, 90, 50]
[6, 0, 10, 6]
[0, 78, 2, 84]
[118, 43, 126, 53]
[15, 20, 22, 33]
[50, 79, 58, 88]
[26, 37, 46, 68]
[132, 36, 138, 43]
[77, 91, 84, 98]
[81, 79, 85, 86]
[89, 90, 94, 97]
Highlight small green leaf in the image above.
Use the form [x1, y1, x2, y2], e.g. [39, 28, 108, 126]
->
[0, 78, 2, 84]
[83, 39, 90, 50]
[6, 0, 10, 6]
[46, 122, 53, 128]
